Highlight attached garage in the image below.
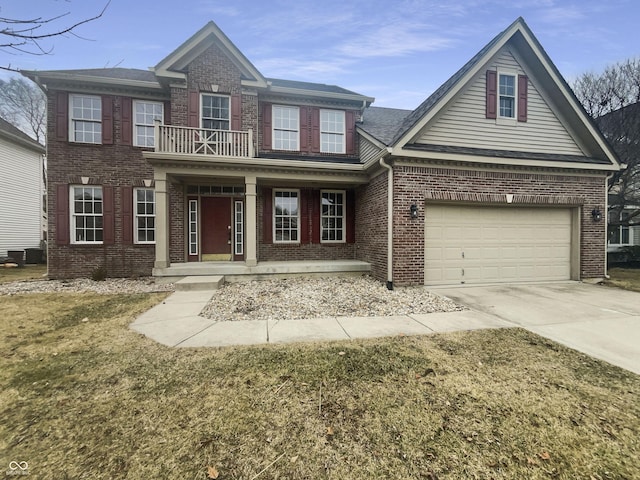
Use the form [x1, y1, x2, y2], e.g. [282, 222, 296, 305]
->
[424, 204, 578, 286]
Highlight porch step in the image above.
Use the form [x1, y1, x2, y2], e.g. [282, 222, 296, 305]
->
[175, 275, 225, 291]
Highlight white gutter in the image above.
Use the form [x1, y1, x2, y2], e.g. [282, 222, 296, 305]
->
[379, 153, 394, 290]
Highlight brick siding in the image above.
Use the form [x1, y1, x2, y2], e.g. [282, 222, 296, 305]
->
[355, 171, 388, 282]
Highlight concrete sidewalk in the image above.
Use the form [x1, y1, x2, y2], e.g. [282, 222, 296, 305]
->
[130, 290, 510, 347]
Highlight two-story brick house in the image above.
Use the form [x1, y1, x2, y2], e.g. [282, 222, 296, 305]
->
[24, 18, 620, 286]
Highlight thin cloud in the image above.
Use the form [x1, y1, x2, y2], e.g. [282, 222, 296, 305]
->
[256, 58, 351, 79]
[338, 26, 454, 58]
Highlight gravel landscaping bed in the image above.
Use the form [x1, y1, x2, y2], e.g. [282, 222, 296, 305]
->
[200, 275, 464, 321]
[0, 277, 175, 295]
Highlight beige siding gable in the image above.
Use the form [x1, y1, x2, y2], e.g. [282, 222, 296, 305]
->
[359, 136, 383, 164]
[416, 49, 584, 156]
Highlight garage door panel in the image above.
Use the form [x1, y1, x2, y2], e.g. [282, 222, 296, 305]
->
[425, 205, 572, 285]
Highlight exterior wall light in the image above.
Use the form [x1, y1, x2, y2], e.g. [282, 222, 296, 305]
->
[410, 203, 419, 219]
[591, 208, 602, 222]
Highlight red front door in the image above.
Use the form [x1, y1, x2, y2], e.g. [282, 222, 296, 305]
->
[201, 197, 232, 261]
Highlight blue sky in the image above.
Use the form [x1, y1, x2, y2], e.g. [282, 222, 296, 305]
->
[2, 0, 639, 109]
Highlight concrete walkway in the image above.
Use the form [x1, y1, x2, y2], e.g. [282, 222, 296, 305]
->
[130, 282, 640, 375]
[130, 290, 509, 347]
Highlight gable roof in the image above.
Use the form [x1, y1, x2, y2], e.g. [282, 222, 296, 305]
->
[153, 21, 267, 88]
[362, 17, 619, 169]
[0, 117, 45, 153]
[359, 107, 412, 146]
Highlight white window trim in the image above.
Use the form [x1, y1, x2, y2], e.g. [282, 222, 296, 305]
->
[70, 185, 103, 245]
[272, 105, 300, 151]
[273, 188, 300, 244]
[188, 199, 198, 256]
[320, 109, 346, 154]
[133, 100, 164, 147]
[320, 189, 346, 244]
[497, 69, 518, 122]
[69, 94, 102, 144]
[134, 187, 155, 244]
[200, 93, 230, 130]
[234, 200, 244, 255]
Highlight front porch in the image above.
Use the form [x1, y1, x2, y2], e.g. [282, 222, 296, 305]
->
[153, 259, 372, 283]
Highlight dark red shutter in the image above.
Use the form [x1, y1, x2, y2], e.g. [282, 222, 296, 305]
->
[55, 92, 68, 141]
[262, 103, 272, 150]
[345, 111, 355, 155]
[122, 186, 133, 244]
[311, 108, 320, 152]
[164, 101, 171, 125]
[102, 96, 113, 144]
[121, 97, 132, 146]
[518, 75, 528, 122]
[231, 94, 241, 130]
[299, 107, 309, 152]
[311, 189, 320, 243]
[263, 187, 272, 243]
[188, 90, 199, 128]
[346, 190, 355, 243]
[103, 185, 115, 244]
[486, 70, 497, 119]
[55, 184, 69, 245]
[300, 189, 310, 244]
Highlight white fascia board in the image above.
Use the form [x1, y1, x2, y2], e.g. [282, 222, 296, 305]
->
[0, 130, 45, 153]
[268, 85, 374, 105]
[27, 72, 164, 91]
[143, 151, 367, 172]
[390, 146, 620, 171]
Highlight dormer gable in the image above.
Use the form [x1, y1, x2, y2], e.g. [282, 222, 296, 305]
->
[153, 21, 268, 88]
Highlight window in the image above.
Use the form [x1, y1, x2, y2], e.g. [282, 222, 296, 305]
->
[70, 94, 101, 143]
[320, 110, 345, 153]
[71, 186, 103, 243]
[274, 190, 299, 243]
[499, 74, 516, 118]
[135, 188, 155, 243]
[134, 101, 163, 147]
[610, 212, 631, 245]
[273, 106, 299, 151]
[321, 190, 345, 242]
[188, 200, 198, 255]
[235, 201, 244, 255]
[201, 94, 230, 130]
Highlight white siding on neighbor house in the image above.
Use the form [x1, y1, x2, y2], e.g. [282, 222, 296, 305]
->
[417, 49, 585, 156]
[0, 138, 42, 257]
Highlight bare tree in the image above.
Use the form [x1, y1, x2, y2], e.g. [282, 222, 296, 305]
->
[0, 1, 110, 71]
[0, 76, 46, 143]
[573, 58, 640, 233]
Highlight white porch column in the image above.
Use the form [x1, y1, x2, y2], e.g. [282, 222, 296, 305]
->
[245, 176, 258, 266]
[154, 172, 170, 269]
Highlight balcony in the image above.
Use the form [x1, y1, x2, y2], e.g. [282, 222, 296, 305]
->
[154, 123, 254, 158]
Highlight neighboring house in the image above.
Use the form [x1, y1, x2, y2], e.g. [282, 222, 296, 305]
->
[23, 17, 620, 286]
[0, 117, 46, 259]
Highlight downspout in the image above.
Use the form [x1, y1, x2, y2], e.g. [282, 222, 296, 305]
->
[379, 153, 394, 290]
[603, 172, 615, 279]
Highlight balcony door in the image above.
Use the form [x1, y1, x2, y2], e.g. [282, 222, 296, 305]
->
[201, 197, 232, 261]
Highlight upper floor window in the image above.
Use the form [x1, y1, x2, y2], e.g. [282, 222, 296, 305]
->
[202, 94, 230, 130]
[134, 100, 163, 147]
[134, 188, 155, 244]
[273, 105, 299, 151]
[498, 73, 516, 119]
[70, 186, 103, 243]
[69, 94, 101, 144]
[320, 109, 345, 153]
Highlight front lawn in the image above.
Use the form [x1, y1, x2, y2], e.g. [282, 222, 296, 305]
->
[606, 267, 640, 293]
[1, 292, 638, 479]
[0, 264, 46, 284]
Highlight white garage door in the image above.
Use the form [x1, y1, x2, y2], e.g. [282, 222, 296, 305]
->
[425, 205, 572, 286]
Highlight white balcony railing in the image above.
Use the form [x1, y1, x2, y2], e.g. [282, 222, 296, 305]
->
[154, 122, 254, 158]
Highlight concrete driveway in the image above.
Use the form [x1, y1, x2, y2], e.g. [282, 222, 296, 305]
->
[432, 282, 640, 375]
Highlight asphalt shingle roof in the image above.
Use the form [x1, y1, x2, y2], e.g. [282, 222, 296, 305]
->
[359, 107, 412, 146]
[266, 78, 365, 96]
[0, 117, 44, 151]
[27, 67, 159, 83]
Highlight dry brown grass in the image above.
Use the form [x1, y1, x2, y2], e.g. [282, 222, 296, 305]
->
[606, 267, 640, 293]
[0, 264, 47, 283]
[1, 291, 639, 479]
